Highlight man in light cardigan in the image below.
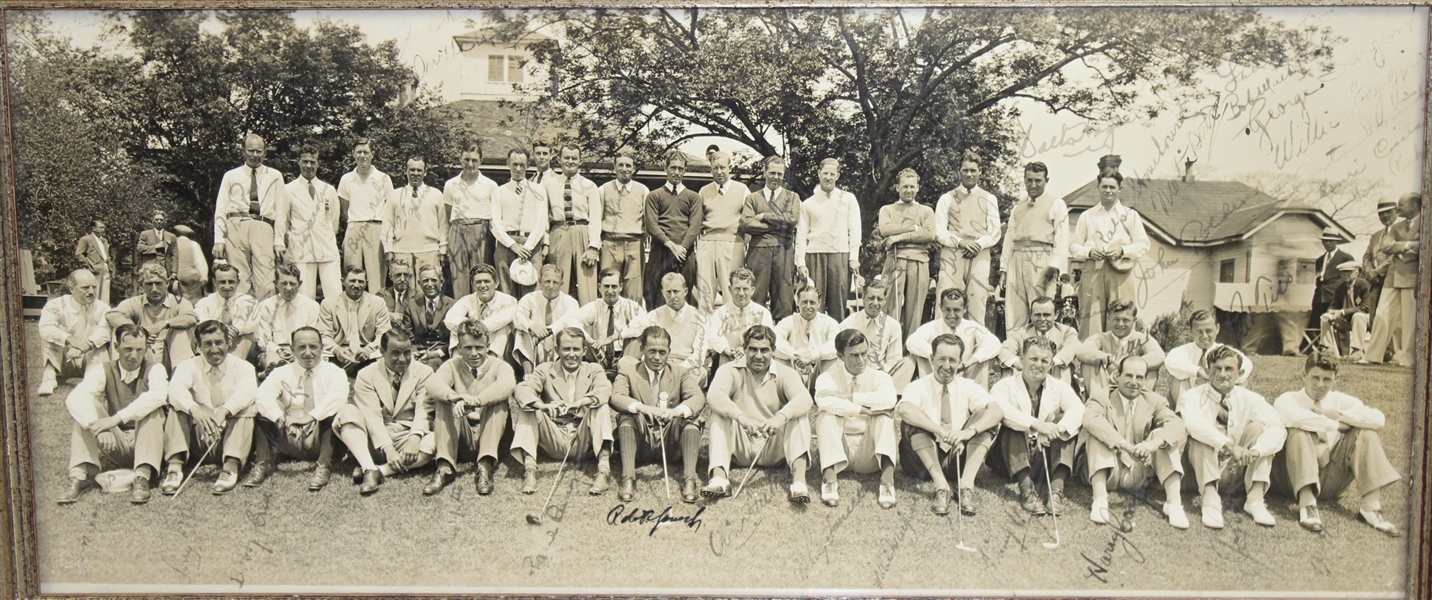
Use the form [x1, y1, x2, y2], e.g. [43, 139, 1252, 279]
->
[934, 154, 1001, 327]
[382, 157, 448, 275]
[797, 158, 863, 320]
[695, 151, 749, 313]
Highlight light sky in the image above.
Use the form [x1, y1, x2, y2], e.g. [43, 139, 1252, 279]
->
[40, 7, 1429, 237]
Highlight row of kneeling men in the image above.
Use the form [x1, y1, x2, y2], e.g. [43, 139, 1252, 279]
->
[58, 314, 1400, 538]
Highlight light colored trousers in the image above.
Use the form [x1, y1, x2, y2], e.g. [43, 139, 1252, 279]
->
[1318, 310, 1369, 358]
[938, 247, 992, 326]
[68, 410, 166, 479]
[1085, 435, 1185, 490]
[696, 237, 746, 313]
[548, 224, 599, 305]
[1272, 428, 1399, 501]
[1365, 286, 1412, 364]
[815, 412, 898, 473]
[509, 404, 613, 462]
[343, 222, 385, 294]
[1003, 244, 1058, 332]
[224, 217, 276, 300]
[706, 413, 813, 474]
[432, 400, 509, 466]
[1186, 421, 1273, 491]
[296, 261, 342, 302]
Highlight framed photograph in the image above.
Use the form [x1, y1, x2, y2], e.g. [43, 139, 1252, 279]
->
[0, 3, 1427, 598]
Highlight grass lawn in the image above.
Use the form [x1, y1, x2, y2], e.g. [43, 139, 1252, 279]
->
[24, 323, 1411, 595]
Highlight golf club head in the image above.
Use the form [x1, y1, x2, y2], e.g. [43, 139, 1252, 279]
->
[1042, 541, 1060, 549]
[955, 542, 978, 553]
[525, 513, 542, 525]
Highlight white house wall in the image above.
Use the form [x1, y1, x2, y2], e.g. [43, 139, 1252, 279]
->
[425, 41, 546, 103]
[1125, 239, 1208, 320]
[1246, 216, 1327, 284]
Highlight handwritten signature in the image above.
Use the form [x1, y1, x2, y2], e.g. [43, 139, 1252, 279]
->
[607, 504, 706, 537]
[1082, 501, 1145, 584]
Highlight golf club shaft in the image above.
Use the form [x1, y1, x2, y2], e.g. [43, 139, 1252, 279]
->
[173, 433, 221, 498]
[731, 434, 772, 499]
[536, 440, 575, 519]
[1041, 447, 1060, 545]
[658, 421, 671, 501]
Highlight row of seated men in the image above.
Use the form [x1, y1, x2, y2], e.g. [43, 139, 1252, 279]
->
[42, 259, 1401, 537]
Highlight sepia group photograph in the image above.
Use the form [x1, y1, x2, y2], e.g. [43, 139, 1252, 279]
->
[0, 3, 1428, 598]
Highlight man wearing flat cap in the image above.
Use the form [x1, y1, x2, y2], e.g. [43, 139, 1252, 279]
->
[1318, 262, 1372, 360]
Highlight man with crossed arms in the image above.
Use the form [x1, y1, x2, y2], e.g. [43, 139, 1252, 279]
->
[249, 326, 348, 491]
[423, 321, 517, 496]
[334, 327, 436, 495]
[542, 144, 603, 305]
[897, 334, 1003, 516]
[610, 326, 707, 503]
[213, 133, 288, 299]
[512, 328, 616, 496]
[702, 325, 814, 503]
[1083, 356, 1190, 530]
[934, 154, 1001, 326]
[815, 329, 900, 509]
[740, 156, 803, 321]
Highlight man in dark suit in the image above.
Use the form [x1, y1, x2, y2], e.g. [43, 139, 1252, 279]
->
[135, 210, 176, 284]
[378, 258, 415, 328]
[610, 326, 706, 503]
[75, 220, 113, 304]
[1319, 263, 1373, 360]
[1310, 227, 1354, 332]
[643, 150, 703, 309]
[408, 264, 455, 369]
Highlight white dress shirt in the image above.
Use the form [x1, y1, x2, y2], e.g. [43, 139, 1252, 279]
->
[542, 172, 603, 248]
[39, 295, 111, 350]
[444, 292, 519, 352]
[1070, 200, 1150, 263]
[337, 169, 393, 222]
[839, 310, 904, 372]
[251, 293, 323, 356]
[214, 163, 288, 247]
[282, 175, 341, 263]
[991, 374, 1084, 439]
[906, 318, 1001, 366]
[66, 361, 170, 427]
[898, 374, 995, 434]
[774, 312, 840, 363]
[194, 292, 259, 336]
[255, 361, 350, 423]
[168, 355, 258, 415]
[1177, 384, 1286, 458]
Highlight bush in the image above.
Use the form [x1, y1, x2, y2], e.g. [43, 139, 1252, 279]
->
[1148, 300, 1195, 352]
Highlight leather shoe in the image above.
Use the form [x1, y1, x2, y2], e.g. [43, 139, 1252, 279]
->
[701, 476, 731, 498]
[932, 488, 951, 516]
[58, 477, 86, 505]
[160, 467, 184, 495]
[352, 466, 364, 484]
[958, 487, 977, 516]
[589, 470, 611, 495]
[1299, 505, 1324, 532]
[681, 478, 699, 504]
[475, 462, 494, 495]
[130, 475, 151, 504]
[521, 469, 538, 494]
[359, 469, 382, 495]
[423, 467, 454, 496]
[212, 470, 239, 495]
[1020, 491, 1048, 515]
[242, 463, 273, 488]
[618, 477, 636, 502]
[308, 465, 332, 491]
[1048, 490, 1066, 516]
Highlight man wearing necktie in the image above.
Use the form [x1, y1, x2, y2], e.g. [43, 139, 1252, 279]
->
[695, 151, 750, 313]
[75, 220, 114, 304]
[556, 270, 645, 378]
[643, 150, 703, 309]
[407, 264, 456, 370]
[212, 133, 288, 300]
[1309, 227, 1354, 347]
[934, 154, 1002, 328]
[134, 210, 176, 291]
[1164, 310, 1251, 402]
[1082, 356, 1190, 530]
[896, 334, 1003, 516]
[334, 327, 437, 495]
[814, 329, 900, 509]
[280, 145, 343, 301]
[251, 263, 323, 371]
[162, 320, 259, 495]
[1176, 345, 1286, 529]
[37, 269, 112, 397]
[514, 264, 581, 375]
[444, 263, 521, 371]
[990, 336, 1084, 516]
[774, 287, 840, 388]
[511, 328, 616, 496]
[610, 326, 707, 503]
[740, 156, 803, 321]
[247, 327, 348, 490]
[423, 321, 517, 496]
[542, 144, 603, 305]
[193, 263, 258, 361]
[997, 296, 1081, 384]
[491, 149, 551, 297]
[620, 273, 710, 381]
[382, 157, 448, 278]
[599, 151, 651, 302]
[318, 266, 392, 377]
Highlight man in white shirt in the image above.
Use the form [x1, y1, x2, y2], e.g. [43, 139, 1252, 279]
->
[318, 266, 392, 376]
[213, 133, 288, 300]
[531, 141, 557, 183]
[333, 327, 436, 495]
[839, 279, 903, 375]
[621, 272, 708, 379]
[815, 329, 900, 508]
[37, 269, 112, 397]
[247, 327, 348, 490]
[444, 263, 520, 369]
[193, 263, 258, 361]
[610, 326, 707, 503]
[59, 324, 168, 505]
[423, 321, 517, 496]
[338, 138, 393, 294]
[775, 287, 840, 387]
[162, 320, 259, 495]
[514, 265, 581, 375]
[383, 156, 448, 275]
[707, 268, 774, 369]
[934, 154, 1001, 326]
[896, 334, 1003, 516]
[445, 143, 499, 300]
[999, 163, 1069, 331]
[1163, 309, 1250, 402]
[695, 151, 750, 312]
[1072, 300, 1165, 403]
[796, 158, 863, 320]
[997, 296, 1080, 383]
[1083, 356, 1190, 529]
[1272, 353, 1400, 536]
[492, 149, 551, 297]
[171, 224, 209, 304]
[1069, 159, 1149, 336]
[598, 150, 649, 302]
[511, 328, 616, 495]
[557, 269, 645, 374]
[281, 144, 342, 301]
[701, 325, 815, 503]
[990, 337, 1084, 516]
[894, 288, 1001, 392]
[251, 263, 322, 371]
[543, 144, 603, 305]
[1177, 345, 1286, 529]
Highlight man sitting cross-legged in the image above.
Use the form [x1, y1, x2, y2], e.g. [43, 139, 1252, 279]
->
[894, 288, 1000, 392]
[990, 336, 1084, 516]
[333, 326, 436, 495]
[610, 326, 706, 503]
[1177, 344, 1286, 529]
[59, 324, 168, 504]
[1272, 352, 1400, 536]
[247, 326, 348, 491]
[814, 329, 900, 509]
[1083, 356, 1190, 530]
[422, 320, 516, 496]
[702, 325, 814, 503]
[162, 319, 258, 495]
[511, 327, 616, 496]
[896, 333, 1003, 516]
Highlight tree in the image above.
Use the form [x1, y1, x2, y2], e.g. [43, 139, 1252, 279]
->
[500, 8, 1335, 248]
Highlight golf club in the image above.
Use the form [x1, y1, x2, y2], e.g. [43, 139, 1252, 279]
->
[658, 421, 672, 502]
[730, 433, 772, 500]
[952, 445, 977, 553]
[173, 432, 221, 499]
[1040, 445, 1061, 550]
[526, 440, 574, 525]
